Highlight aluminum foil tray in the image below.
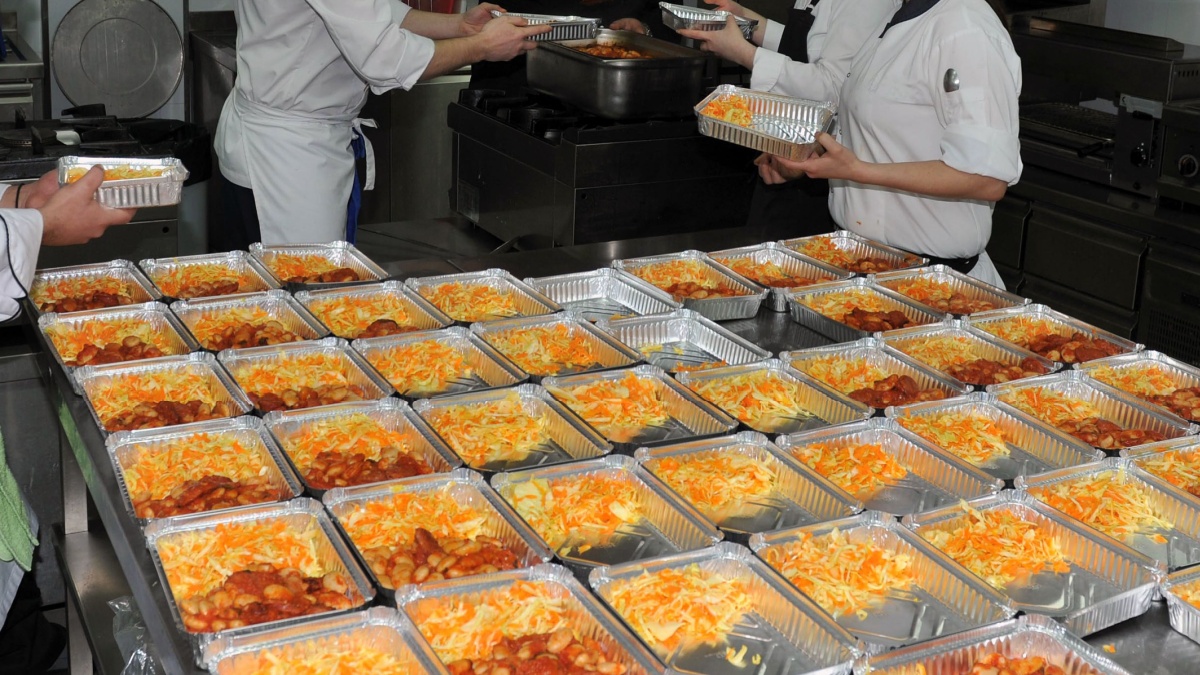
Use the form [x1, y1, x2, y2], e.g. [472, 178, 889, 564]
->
[988, 371, 1197, 450]
[490, 9, 600, 41]
[543, 364, 739, 452]
[75, 352, 253, 434]
[525, 267, 680, 321]
[249, 241, 387, 287]
[855, 614, 1133, 675]
[1017, 457, 1200, 570]
[203, 607, 444, 674]
[695, 85, 836, 162]
[218, 337, 394, 413]
[1120, 436, 1200, 500]
[966, 303, 1142, 364]
[406, 268, 561, 324]
[58, 155, 187, 207]
[590, 542, 859, 675]
[785, 278, 945, 343]
[904, 491, 1161, 638]
[353, 326, 527, 399]
[471, 311, 642, 382]
[296, 280, 455, 340]
[886, 392, 1103, 483]
[781, 231, 927, 275]
[676, 359, 871, 435]
[143, 498, 375, 664]
[636, 432, 861, 540]
[491, 455, 721, 576]
[413, 383, 612, 473]
[139, 250, 279, 300]
[709, 241, 851, 312]
[399, 564, 662, 675]
[262, 398, 461, 497]
[776, 418, 1004, 516]
[323, 469, 553, 604]
[613, 250, 767, 321]
[171, 290, 329, 352]
[29, 259, 159, 315]
[597, 308, 770, 375]
[106, 416, 302, 525]
[1077, 350, 1200, 424]
[782, 337, 971, 414]
[1162, 564, 1200, 648]
[660, 2, 757, 39]
[39, 301, 197, 395]
[750, 511, 1013, 652]
[873, 265, 1029, 317]
[882, 319, 1060, 388]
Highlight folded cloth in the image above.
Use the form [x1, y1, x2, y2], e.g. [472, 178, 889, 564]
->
[0, 430, 35, 571]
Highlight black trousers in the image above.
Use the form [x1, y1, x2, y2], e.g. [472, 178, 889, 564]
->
[210, 178, 262, 253]
[0, 572, 65, 674]
[745, 176, 835, 241]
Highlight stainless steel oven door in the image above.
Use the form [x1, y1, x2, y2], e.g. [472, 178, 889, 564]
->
[0, 81, 36, 120]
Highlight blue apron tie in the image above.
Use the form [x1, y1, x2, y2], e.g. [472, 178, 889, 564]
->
[346, 130, 367, 245]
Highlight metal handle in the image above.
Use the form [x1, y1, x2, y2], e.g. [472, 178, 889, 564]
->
[0, 81, 33, 102]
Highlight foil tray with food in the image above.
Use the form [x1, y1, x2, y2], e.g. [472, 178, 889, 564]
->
[296, 280, 454, 340]
[776, 418, 1004, 516]
[249, 241, 388, 287]
[1161, 563, 1200, 648]
[882, 319, 1060, 388]
[413, 384, 611, 473]
[58, 155, 188, 207]
[29, 259, 160, 315]
[590, 542, 859, 674]
[525, 267, 680, 322]
[1077, 350, 1200, 424]
[785, 277, 945, 343]
[749, 511, 1013, 653]
[904, 491, 1161, 637]
[675, 359, 871, 435]
[470, 311, 642, 382]
[782, 231, 927, 275]
[262, 398, 460, 497]
[659, 2, 757, 39]
[709, 241, 851, 312]
[1120, 436, 1200, 503]
[139, 250, 280, 301]
[323, 469, 552, 603]
[491, 454, 720, 579]
[171, 290, 329, 352]
[635, 431, 861, 541]
[406, 268, 561, 324]
[353, 326, 526, 399]
[695, 85, 837, 162]
[489, 9, 600, 41]
[967, 303, 1142, 366]
[612, 250, 767, 321]
[597, 308, 770, 375]
[873, 264, 1029, 317]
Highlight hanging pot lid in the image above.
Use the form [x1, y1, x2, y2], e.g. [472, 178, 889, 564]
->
[52, 0, 183, 118]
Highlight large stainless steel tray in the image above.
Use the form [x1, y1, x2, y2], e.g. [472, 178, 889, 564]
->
[887, 392, 1103, 483]
[249, 241, 387, 287]
[1017, 458, 1200, 570]
[106, 416, 303, 525]
[490, 9, 600, 41]
[470, 311, 642, 382]
[873, 265, 1029, 317]
[414, 383, 612, 473]
[1077, 350, 1200, 424]
[170, 289, 329, 351]
[323, 469, 553, 604]
[781, 231, 927, 275]
[525, 267, 680, 321]
[39, 300, 197, 395]
[58, 155, 187, 207]
[782, 337, 971, 413]
[695, 85, 836, 162]
[295, 280, 454, 340]
[776, 418, 1004, 516]
[590, 542, 859, 675]
[966, 303, 1142, 364]
[218, 337, 394, 412]
[785, 277, 945, 343]
[613, 250, 767, 321]
[262, 398, 461, 497]
[405, 268, 561, 324]
[139, 250, 279, 300]
[597, 308, 770, 375]
[675, 359, 871, 435]
[905, 491, 1161, 637]
[660, 2, 757, 39]
[354, 326, 527, 399]
[29, 259, 160, 315]
[708, 241, 851, 312]
[855, 614, 1134, 675]
[527, 28, 710, 120]
[882, 319, 1060, 388]
[544, 364, 739, 452]
[635, 432, 861, 540]
[750, 511, 1013, 652]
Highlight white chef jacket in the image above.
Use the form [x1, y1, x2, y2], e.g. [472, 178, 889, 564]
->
[215, 0, 436, 245]
[829, 0, 1021, 287]
[751, 0, 900, 103]
[0, 186, 43, 322]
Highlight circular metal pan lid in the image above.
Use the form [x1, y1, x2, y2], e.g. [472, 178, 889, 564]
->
[52, 0, 183, 119]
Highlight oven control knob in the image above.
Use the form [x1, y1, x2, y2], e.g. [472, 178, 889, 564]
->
[1180, 154, 1200, 179]
[1130, 145, 1150, 168]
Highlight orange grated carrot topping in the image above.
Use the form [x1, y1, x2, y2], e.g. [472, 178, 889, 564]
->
[714, 257, 828, 289]
[485, 323, 601, 376]
[627, 260, 746, 297]
[685, 371, 815, 428]
[1136, 447, 1200, 494]
[1173, 577, 1200, 611]
[794, 238, 863, 270]
[265, 254, 343, 281]
[801, 288, 890, 322]
[46, 315, 176, 363]
[548, 373, 670, 443]
[151, 263, 259, 299]
[306, 293, 415, 338]
[897, 411, 1010, 467]
[699, 93, 754, 127]
[188, 306, 282, 345]
[91, 370, 222, 427]
[1027, 471, 1173, 541]
[422, 393, 549, 468]
[340, 487, 488, 552]
[228, 351, 357, 398]
[67, 165, 165, 182]
[122, 431, 271, 501]
[789, 442, 907, 497]
[650, 451, 776, 521]
[998, 388, 1101, 428]
[919, 502, 1070, 589]
[419, 282, 520, 323]
[273, 411, 416, 471]
[795, 356, 890, 394]
[363, 339, 471, 395]
[976, 316, 1066, 348]
[217, 632, 410, 675]
[1089, 365, 1179, 399]
[507, 474, 641, 551]
[30, 275, 138, 310]
[606, 564, 753, 654]
[894, 335, 984, 370]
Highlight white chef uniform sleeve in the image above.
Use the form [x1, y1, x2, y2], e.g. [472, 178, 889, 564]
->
[761, 19, 785, 51]
[933, 25, 1023, 185]
[0, 195, 43, 322]
[305, 0, 436, 93]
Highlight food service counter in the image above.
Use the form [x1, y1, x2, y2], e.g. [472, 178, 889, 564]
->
[24, 230, 1200, 675]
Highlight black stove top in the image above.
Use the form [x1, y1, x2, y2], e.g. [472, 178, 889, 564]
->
[0, 110, 186, 181]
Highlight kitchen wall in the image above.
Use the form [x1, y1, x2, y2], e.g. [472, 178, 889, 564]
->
[1105, 0, 1200, 43]
[9, 0, 41, 52]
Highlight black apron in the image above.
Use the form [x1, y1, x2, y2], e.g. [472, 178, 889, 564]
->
[745, 1, 835, 241]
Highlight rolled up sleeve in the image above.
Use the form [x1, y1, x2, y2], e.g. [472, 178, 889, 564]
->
[306, 0, 435, 93]
[761, 19, 785, 51]
[0, 202, 43, 322]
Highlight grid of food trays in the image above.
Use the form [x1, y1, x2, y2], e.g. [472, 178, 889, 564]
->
[29, 232, 1200, 675]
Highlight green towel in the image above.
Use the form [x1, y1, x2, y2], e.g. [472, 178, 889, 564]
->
[0, 429, 36, 571]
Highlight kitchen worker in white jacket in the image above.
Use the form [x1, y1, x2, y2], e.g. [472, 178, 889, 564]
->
[214, 0, 551, 249]
[758, 0, 1020, 287]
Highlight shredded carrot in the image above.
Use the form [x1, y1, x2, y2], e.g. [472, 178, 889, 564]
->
[272, 412, 415, 473]
[45, 315, 177, 363]
[187, 306, 285, 347]
[1173, 578, 1200, 611]
[227, 351, 358, 398]
[90, 370, 223, 428]
[507, 474, 641, 551]
[801, 288, 890, 322]
[306, 293, 415, 338]
[1028, 471, 1174, 541]
[1136, 447, 1200, 495]
[998, 388, 1102, 429]
[362, 339, 472, 395]
[789, 442, 907, 497]
[699, 93, 754, 127]
[150, 263, 260, 298]
[795, 355, 890, 394]
[547, 373, 671, 443]
[626, 260, 747, 298]
[639, 344, 726, 373]
[686, 371, 815, 428]
[976, 316, 1065, 348]
[761, 528, 915, 619]
[217, 631, 411, 675]
[1089, 364, 1180, 399]
[894, 335, 983, 370]
[419, 282, 520, 323]
[919, 502, 1071, 589]
[122, 431, 271, 501]
[340, 487, 488, 552]
[422, 393, 550, 468]
[484, 324, 601, 376]
[67, 165, 165, 182]
[650, 451, 776, 521]
[896, 411, 1010, 467]
[714, 256, 829, 289]
[606, 564, 753, 655]
[264, 254, 344, 282]
[30, 275, 139, 311]
[793, 238, 865, 271]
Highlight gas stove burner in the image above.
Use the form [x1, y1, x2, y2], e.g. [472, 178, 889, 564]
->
[0, 129, 31, 148]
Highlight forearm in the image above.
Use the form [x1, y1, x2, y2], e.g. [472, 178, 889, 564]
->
[400, 9, 466, 39]
[420, 36, 482, 80]
[854, 160, 1008, 202]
